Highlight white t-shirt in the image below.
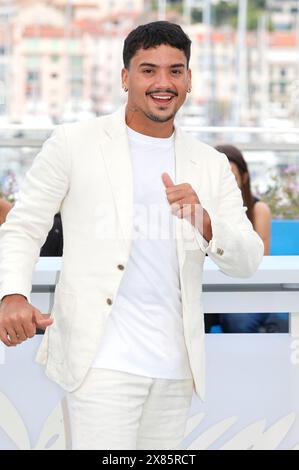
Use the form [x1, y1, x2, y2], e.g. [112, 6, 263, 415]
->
[91, 126, 192, 379]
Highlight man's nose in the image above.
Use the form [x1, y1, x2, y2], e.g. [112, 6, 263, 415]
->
[153, 70, 172, 89]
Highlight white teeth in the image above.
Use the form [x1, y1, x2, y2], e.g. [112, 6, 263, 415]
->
[152, 95, 172, 100]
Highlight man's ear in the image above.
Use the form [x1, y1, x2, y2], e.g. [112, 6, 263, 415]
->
[187, 68, 192, 90]
[121, 67, 128, 90]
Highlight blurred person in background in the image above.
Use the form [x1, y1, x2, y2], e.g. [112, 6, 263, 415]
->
[206, 144, 287, 333]
[39, 213, 63, 257]
[0, 196, 63, 257]
[0, 22, 264, 450]
[0, 198, 12, 226]
[216, 144, 271, 255]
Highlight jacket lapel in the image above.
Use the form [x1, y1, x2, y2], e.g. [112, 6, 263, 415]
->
[97, 106, 134, 256]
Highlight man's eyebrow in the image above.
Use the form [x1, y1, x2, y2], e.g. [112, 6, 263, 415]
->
[138, 63, 186, 68]
[138, 63, 157, 68]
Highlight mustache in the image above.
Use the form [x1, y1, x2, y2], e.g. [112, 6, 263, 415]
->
[146, 89, 178, 97]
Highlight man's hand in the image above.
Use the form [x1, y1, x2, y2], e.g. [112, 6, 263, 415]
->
[0, 294, 53, 347]
[162, 172, 213, 242]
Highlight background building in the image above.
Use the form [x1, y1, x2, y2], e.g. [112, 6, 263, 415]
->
[0, 0, 299, 128]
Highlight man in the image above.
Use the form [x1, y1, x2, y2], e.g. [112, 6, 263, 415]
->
[0, 21, 264, 450]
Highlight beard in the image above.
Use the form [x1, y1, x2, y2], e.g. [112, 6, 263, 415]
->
[144, 109, 176, 123]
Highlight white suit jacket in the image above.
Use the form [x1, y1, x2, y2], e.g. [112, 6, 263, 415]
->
[0, 106, 264, 400]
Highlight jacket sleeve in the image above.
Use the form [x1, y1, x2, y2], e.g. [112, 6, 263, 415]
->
[194, 153, 264, 278]
[0, 125, 70, 300]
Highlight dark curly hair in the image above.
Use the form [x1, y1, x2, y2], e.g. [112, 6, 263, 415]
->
[123, 21, 191, 70]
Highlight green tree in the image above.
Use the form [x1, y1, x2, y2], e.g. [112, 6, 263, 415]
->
[213, 0, 266, 30]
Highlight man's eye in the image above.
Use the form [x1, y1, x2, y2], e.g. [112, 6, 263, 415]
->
[143, 69, 153, 74]
[172, 70, 182, 74]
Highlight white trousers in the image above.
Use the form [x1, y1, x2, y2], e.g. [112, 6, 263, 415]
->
[66, 368, 194, 450]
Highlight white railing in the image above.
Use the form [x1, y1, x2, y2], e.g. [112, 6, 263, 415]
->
[30, 256, 299, 336]
[1, 125, 299, 149]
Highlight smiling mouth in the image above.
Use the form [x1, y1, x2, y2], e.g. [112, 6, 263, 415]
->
[149, 94, 175, 105]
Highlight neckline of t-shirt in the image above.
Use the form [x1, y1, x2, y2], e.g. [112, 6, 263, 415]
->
[126, 126, 175, 147]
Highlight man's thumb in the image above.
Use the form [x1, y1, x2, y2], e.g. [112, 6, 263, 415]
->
[161, 172, 175, 188]
[33, 309, 54, 330]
